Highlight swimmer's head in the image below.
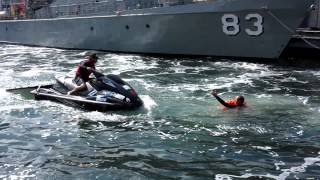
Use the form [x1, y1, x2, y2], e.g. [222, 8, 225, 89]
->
[235, 96, 245, 106]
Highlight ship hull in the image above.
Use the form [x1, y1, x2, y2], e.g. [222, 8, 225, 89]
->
[0, 0, 314, 59]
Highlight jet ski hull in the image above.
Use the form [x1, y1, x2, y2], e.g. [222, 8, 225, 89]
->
[31, 85, 141, 111]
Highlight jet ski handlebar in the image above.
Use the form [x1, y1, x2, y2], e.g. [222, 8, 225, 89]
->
[91, 70, 104, 78]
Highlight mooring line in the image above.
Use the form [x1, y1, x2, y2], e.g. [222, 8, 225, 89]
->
[265, 7, 320, 50]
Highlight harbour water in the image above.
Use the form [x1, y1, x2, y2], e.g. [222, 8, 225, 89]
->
[0, 44, 320, 179]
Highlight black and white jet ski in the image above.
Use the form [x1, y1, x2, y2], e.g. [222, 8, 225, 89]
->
[31, 71, 143, 111]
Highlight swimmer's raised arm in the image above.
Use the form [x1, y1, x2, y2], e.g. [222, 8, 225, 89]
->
[211, 90, 236, 108]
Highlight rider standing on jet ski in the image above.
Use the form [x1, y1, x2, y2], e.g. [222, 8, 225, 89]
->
[67, 53, 99, 95]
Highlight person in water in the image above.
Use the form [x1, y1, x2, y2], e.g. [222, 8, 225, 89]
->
[67, 53, 99, 95]
[211, 90, 246, 108]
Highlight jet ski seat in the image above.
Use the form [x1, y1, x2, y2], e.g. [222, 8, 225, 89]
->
[55, 76, 95, 96]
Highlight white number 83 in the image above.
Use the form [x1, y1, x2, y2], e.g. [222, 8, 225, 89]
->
[222, 13, 264, 36]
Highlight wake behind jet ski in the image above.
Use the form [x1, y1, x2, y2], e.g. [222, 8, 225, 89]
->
[31, 70, 143, 111]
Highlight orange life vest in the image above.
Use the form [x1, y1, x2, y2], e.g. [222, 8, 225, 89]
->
[225, 99, 237, 107]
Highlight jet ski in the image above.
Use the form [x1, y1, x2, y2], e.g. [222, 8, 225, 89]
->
[31, 71, 143, 111]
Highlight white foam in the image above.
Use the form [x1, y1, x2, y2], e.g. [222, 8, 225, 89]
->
[200, 127, 228, 136]
[309, 70, 320, 77]
[275, 161, 286, 170]
[133, 79, 157, 90]
[277, 155, 320, 179]
[252, 146, 272, 151]
[80, 111, 127, 122]
[162, 83, 204, 92]
[215, 153, 320, 180]
[0, 104, 34, 112]
[255, 94, 272, 98]
[7, 169, 36, 180]
[265, 87, 282, 91]
[296, 130, 304, 136]
[141, 95, 158, 112]
[213, 61, 269, 71]
[105, 54, 158, 75]
[157, 130, 178, 140]
[18, 69, 53, 77]
[297, 96, 309, 105]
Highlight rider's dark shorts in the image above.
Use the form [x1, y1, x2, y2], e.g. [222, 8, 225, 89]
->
[74, 76, 87, 86]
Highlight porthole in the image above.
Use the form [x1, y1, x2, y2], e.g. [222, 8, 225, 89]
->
[146, 24, 150, 28]
[125, 25, 129, 30]
[90, 26, 94, 31]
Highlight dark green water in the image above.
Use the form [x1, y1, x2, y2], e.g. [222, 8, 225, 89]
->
[0, 44, 320, 179]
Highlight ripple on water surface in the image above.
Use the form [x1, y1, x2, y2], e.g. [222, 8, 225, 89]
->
[0, 44, 320, 179]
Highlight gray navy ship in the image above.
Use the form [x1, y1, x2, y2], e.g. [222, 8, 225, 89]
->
[0, 0, 316, 59]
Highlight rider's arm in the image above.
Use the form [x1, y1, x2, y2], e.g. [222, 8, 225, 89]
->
[212, 94, 236, 108]
[79, 61, 93, 71]
[79, 61, 87, 69]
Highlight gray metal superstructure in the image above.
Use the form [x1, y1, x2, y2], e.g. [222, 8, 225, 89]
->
[301, 0, 320, 29]
[0, 0, 315, 59]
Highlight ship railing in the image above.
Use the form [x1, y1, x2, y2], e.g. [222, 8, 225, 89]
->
[34, 1, 117, 18]
[0, 0, 26, 20]
[32, 0, 210, 19]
